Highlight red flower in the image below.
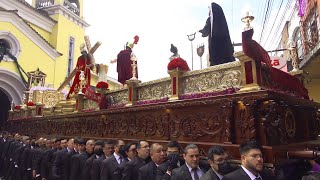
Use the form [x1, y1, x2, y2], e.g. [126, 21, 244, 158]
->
[168, 58, 190, 71]
[133, 35, 139, 44]
[14, 105, 21, 110]
[96, 81, 109, 89]
[27, 102, 35, 107]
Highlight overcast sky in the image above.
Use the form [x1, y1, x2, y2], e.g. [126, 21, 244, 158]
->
[25, 0, 296, 82]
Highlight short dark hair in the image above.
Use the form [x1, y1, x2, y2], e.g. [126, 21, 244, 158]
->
[95, 140, 105, 147]
[77, 138, 86, 145]
[123, 142, 136, 152]
[115, 139, 124, 146]
[136, 140, 147, 149]
[208, 145, 225, 160]
[167, 140, 180, 149]
[74, 137, 80, 144]
[239, 140, 261, 155]
[184, 144, 198, 154]
[104, 140, 114, 146]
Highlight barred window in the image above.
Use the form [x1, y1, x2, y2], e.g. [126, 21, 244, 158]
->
[305, 7, 319, 50]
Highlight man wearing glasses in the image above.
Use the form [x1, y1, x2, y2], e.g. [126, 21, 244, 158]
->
[222, 140, 271, 180]
[121, 140, 150, 180]
[200, 146, 233, 180]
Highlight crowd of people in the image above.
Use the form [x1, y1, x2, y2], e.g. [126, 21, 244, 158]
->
[0, 131, 319, 180]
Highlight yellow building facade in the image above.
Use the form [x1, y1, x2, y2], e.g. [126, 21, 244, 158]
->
[0, 0, 121, 124]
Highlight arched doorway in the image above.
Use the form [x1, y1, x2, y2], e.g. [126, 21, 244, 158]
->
[0, 88, 10, 128]
[0, 67, 25, 127]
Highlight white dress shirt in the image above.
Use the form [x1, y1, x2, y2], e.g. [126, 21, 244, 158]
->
[113, 152, 122, 164]
[212, 168, 223, 180]
[186, 163, 204, 180]
[241, 165, 262, 180]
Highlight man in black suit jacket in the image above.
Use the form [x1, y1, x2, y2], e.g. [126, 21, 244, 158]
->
[222, 140, 270, 180]
[99, 140, 126, 180]
[156, 140, 185, 180]
[81, 140, 105, 180]
[171, 144, 207, 180]
[121, 140, 150, 180]
[52, 138, 75, 180]
[138, 143, 166, 180]
[200, 145, 233, 180]
[70, 139, 95, 180]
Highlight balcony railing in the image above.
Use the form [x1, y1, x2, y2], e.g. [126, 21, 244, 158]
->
[63, 0, 80, 16]
[36, 0, 54, 8]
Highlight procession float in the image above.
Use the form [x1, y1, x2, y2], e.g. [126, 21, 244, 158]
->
[4, 11, 320, 177]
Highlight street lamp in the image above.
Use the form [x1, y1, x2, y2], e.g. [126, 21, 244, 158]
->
[187, 32, 196, 70]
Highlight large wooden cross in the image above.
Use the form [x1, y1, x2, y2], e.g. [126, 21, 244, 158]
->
[57, 36, 101, 91]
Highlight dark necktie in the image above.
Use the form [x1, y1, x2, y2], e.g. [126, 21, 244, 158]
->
[119, 156, 123, 164]
[255, 177, 262, 180]
[192, 168, 199, 180]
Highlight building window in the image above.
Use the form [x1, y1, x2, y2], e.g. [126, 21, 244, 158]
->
[305, 7, 319, 50]
[67, 37, 75, 77]
[0, 31, 21, 61]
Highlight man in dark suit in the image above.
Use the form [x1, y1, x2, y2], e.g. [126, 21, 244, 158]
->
[156, 140, 185, 180]
[98, 140, 125, 180]
[81, 140, 105, 180]
[70, 139, 95, 180]
[171, 144, 207, 180]
[121, 140, 150, 180]
[40, 138, 58, 180]
[123, 142, 137, 162]
[52, 138, 75, 180]
[222, 140, 269, 180]
[200, 146, 233, 180]
[138, 143, 166, 180]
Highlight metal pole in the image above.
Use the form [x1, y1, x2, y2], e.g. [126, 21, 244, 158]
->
[191, 41, 194, 70]
[200, 57, 202, 69]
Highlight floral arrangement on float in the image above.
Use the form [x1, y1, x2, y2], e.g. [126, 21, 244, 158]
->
[167, 57, 190, 101]
[27, 101, 35, 107]
[167, 57, 190, 71]
[96, 81, 109, 110]
[96, 81, 109, 90]
[14, 105, 22, 110]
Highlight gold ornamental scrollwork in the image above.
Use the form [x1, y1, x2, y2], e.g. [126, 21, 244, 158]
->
[84, 99, 99, 110]
[183, 68, 241, 94]
[109, 89, 128, 104]
[138, 81, 171, 100]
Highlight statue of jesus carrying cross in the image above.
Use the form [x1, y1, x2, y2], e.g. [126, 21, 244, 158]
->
[65, 36, 101, 99]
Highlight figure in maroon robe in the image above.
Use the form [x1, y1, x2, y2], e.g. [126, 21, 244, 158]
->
[66, 49, 92, 99]
[116, 47, 138, 85]
[112, 36, 139, 85]
[242, 28, 272, 68]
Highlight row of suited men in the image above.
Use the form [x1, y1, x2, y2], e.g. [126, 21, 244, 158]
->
[0, 131, 275, 180]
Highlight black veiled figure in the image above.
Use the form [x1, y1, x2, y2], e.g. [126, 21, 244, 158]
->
[199, 2, 235, 66]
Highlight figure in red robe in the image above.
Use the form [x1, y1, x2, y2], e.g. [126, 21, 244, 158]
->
[111, 36, 139, 85]
[66, 48, 92, 99]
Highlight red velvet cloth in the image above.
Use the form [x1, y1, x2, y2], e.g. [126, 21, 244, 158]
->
[117, 49, 138, 85]
[241, 29, 308, 99]
[242, 29, 272, 68]
[269, 68, 309, 99]
[67, 54, 92, 99]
